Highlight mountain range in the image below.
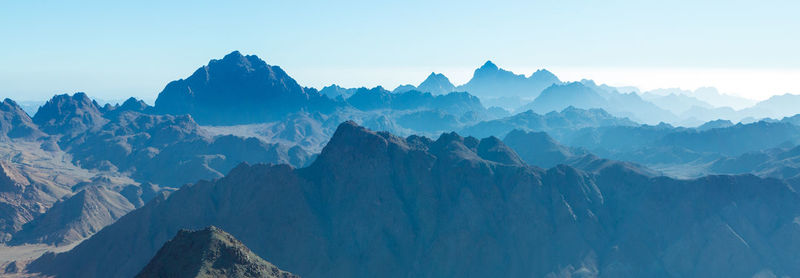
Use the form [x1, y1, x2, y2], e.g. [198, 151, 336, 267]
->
[3, 51, 800, 278]
[28, 121, 800, 278]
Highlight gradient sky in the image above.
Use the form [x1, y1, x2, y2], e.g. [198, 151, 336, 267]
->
[1, 0, 799, 102]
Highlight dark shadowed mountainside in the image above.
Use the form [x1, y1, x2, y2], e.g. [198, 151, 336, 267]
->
[29, 121, 800, 278]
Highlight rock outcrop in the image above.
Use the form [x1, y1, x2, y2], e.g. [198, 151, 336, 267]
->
[136, 226, 298, 278]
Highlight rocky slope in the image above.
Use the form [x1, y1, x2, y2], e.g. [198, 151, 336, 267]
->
[29, 121, 800, 278]
[136, 226, 298, 278]
[10, 186, 135, 246]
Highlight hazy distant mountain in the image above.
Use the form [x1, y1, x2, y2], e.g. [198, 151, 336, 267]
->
[517, 81, 676, 124]
[502, 129, 656, 175]
[645, 87, 756, 110]
[391, 72, 456, 96]
[0, 99, 45, 141]
[10, 186, 135, 246]
[502, 130, 583, 168]
[677, 105, 739, 126]
[60, 110, 312, 187]
[693, 87, 756, 109]
[154, 51, 341, 125]
[461, 106, 637, 139]
[102, 97, 154, 117]
[136, 226, 299, 278]
[456, 61, 560, 110]
[31, 121, 800, 278]
[566, 121, 800, 168]
[346, 87, 486, 117]
[710, 145, 800, 181]
[33, 92, 107, 136]
[319, 84, 357, 99]
[696, 119, 734, 131]
[641, 92, 714, 115]
[740, 94, 800, 119]
[396, 110, 460, 133]
[416, 72, 456, 95]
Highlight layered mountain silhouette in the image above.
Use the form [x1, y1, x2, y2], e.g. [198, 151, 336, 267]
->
[136, 226, 298, 278]
[502, 129, 586, 168]
[457, 61, 561, 106]
[36, 93, 313, 187]
[416, 72, 456, 95]
[154, 51, 340, 125]
[644, 87, 756, 110]
[461, 106, 637, 139]
[710, 144, 800, 183]
[739, 94, 800, 120]
[318, 84, 357, 100]
[516, 81, 676, 124]
[29, 122, 800, 278]
[0, 91, 318, 247]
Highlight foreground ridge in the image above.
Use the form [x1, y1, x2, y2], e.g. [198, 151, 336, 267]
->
[136, 226, 299, 278]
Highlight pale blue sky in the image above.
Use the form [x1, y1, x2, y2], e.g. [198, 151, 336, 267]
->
[1, 0, 798, 102]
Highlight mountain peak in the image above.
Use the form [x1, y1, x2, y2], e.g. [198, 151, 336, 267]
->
[33, 92, 106, 135]
[476, 136, 525, 165]
[222, 50, 244, 60]
[479, 60, 498, 71]
[417, 72, 455, 95]
[155, 51, 339, 125]
[135, 226, 298, 278]
[530, 69, 560, 83]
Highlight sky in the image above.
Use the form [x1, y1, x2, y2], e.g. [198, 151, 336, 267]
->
[1, 0, 799, 102]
